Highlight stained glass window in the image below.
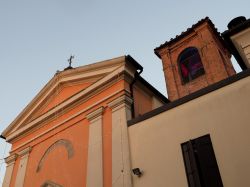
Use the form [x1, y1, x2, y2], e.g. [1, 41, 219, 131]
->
[178, 47, 205, 83]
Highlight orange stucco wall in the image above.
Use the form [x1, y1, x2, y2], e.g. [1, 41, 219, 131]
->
[102, 108, 112, 187]
[7, 75, 162, 186]
[8, 79, 124, 187]
[133, 86, 153, 117]
[11, 79, 125, 151]
[30, 82, 92, 122]
[24, 119, 89, 187]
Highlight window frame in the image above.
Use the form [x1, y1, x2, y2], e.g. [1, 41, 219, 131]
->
[177, 47, 205, 84]
[181, 134, 223, 187]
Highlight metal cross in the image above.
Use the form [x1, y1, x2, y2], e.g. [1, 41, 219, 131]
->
[68, 55, 74, 68]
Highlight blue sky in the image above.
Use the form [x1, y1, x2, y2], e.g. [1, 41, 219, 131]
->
[0, 0, 249, 184]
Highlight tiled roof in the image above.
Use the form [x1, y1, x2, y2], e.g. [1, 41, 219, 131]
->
[154, 17, 224, 58]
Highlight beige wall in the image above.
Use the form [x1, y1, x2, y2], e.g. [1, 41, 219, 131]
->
[129, 75, 250, 187]
[231, 27, 250, 68]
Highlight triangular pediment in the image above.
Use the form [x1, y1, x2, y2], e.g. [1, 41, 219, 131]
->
[26, 81, 93, 124]
[3, 56, 138, 140]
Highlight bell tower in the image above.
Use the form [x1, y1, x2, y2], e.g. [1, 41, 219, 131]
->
[155, 17, 235, 101]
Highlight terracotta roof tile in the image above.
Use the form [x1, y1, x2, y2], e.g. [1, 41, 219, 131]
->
[154, 17, 225, 58]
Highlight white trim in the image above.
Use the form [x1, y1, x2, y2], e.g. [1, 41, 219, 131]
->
[17, 147, 32, 157]
[6, 64, 130, 142]
[4, 154, 18, 165]
[108, 95, 133, 112]
[9, 89, 124, 153]
[2, 56, 127, 138]
[15, 146, 32, 187]
[86, 108, 104, 187]
[2, 154, 17, 187]
[109, 95, 133, 187]
[86, 107, 104, 123]
[10, 66, 120, 134]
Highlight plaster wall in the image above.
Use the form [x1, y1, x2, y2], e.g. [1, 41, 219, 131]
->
[129, 76, 250, 187]
[231, 27, 250, 67]
[7, 80, 125, 187]
[133, 83, 165, 117]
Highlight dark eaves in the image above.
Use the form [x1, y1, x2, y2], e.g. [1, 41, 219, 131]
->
[222, 16, 250, 70]
[125, 55, 144, 118]
[0, 135, 6, 140]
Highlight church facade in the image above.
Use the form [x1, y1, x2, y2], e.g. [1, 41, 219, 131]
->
[1, 17, 250, 187]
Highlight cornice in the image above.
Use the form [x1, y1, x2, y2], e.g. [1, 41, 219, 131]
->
[5, 154, 18, 165]
[10, 90, 125, 153]
[2, 57, 127, 138]
[3, 55, 142, 142]
[6, 77, 126, 143]
[6, 72, 133, 142]
[4, 66, 123, 140]
[108, 94, 133, 111]
[18, 146, 32, 157]
[86, 107, 104, 122]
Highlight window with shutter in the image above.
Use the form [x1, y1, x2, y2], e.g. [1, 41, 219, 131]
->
[181, 135, 223, 187]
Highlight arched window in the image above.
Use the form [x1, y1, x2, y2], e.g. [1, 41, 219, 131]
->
[178, 47, 205, 83]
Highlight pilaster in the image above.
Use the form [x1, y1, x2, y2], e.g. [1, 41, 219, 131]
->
[15, 146, 32, 187]
[2, 154, 18, 187]
[86, 107, 104, 187]
[108, 95, 133, 187]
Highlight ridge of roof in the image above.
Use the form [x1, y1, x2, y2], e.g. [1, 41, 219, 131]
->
[154, 17, 223, 58]
[56, 55, 127, 75]
[59, 55, 142, 74]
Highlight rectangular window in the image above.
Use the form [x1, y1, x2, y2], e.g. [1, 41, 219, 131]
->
[181, 134, 223, 187]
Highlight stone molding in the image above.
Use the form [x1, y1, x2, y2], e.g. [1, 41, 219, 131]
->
[5, 64, 130, 142]
[41, 180, 63, 187]
[86, 107, 103, 187]
[3, 154, 17, 187]
[5, 154, 18, 165]
[110, 95, 133, 187]
[3, 56, 126, 137]
[108, 95, 133, 112]
[17, 147, 32, 157]
[10, 90, 124, 154]
[86, 107, 104, 123]
[37, 139, 74, 172]
[15, 146, 32, 187]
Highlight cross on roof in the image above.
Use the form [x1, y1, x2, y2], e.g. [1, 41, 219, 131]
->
[64, 55, 74, 70]
[68, 55, 74, 68]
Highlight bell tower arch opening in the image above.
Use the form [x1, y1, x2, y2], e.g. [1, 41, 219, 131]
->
[178, 47, 205, 84]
